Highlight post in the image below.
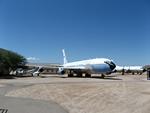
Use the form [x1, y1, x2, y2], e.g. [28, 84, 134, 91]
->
[147, 70, 150, 80]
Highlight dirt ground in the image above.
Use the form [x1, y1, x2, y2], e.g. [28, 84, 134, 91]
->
[0, 84, 5, 87]
[1, 74, 150, 113]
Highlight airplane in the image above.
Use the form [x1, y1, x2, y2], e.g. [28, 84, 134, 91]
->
[115, 65, 145, 75]
[10, 66, 44, 76]
[28, 66, 43, 76]
[57, 49, 116, 78]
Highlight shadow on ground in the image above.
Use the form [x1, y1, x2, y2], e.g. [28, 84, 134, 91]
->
[0, 75, 16, 79]
[0, 75, 33, 79]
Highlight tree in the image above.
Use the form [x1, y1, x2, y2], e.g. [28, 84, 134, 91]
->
[0, 48, 27, 75]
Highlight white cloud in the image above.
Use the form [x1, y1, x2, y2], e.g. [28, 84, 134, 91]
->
[27, 57, 40, 61]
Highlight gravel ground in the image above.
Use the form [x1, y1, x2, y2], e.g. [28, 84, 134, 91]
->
[0, 84, 5, 87]
[3, 74, 150, 113]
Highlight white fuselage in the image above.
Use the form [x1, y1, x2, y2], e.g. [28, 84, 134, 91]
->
[62, 58, 116, 74]
[63, 58, 108, 67]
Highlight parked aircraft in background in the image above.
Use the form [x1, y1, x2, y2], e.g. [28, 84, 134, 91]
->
[115, 66, 146, 75]
[10, 66, 44, 76]
[57, 49, 116, 78]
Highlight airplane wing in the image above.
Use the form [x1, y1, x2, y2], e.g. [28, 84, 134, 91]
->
[63, 66, 87, 70]
[25, 63, 90, 76]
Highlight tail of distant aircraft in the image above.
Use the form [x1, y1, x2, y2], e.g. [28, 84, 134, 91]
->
[62, 49, 68, 64]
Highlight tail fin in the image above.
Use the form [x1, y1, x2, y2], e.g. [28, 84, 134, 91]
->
[62, 49, 68, 64]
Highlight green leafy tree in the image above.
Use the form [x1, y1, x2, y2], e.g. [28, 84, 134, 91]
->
[0, 48, 27, 75]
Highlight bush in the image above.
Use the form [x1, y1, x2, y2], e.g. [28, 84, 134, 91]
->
[0, 48, 27, 75]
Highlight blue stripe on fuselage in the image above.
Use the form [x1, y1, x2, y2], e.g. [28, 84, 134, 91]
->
[91, 64, 111, 73]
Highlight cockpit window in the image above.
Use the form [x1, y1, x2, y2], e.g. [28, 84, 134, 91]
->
[104, 61, 116, 70]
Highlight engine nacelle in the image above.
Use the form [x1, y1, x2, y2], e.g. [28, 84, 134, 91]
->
[57, 67, 65, 74]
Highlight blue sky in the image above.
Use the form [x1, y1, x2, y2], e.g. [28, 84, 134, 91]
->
[0, 0, 150, 65]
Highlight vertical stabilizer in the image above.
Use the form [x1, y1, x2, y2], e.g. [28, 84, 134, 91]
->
[62, 49, 68, 64]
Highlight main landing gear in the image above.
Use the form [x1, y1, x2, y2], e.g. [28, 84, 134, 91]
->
[85, 73, 91, 78]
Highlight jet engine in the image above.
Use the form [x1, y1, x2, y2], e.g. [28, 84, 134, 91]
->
[58, 67, 65, 74]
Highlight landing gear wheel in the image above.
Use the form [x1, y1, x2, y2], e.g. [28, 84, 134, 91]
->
[85, 73, 91, 78]
[68, 74, 73, 77]
[101, 74, 105, 78]
[77, 73, 82, 77]
[122, 69, 125, 75]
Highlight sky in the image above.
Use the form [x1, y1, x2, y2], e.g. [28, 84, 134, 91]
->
[0, 0, 150, 65]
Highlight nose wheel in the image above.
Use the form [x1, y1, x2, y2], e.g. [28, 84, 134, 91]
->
[101, 74, 105, 78]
